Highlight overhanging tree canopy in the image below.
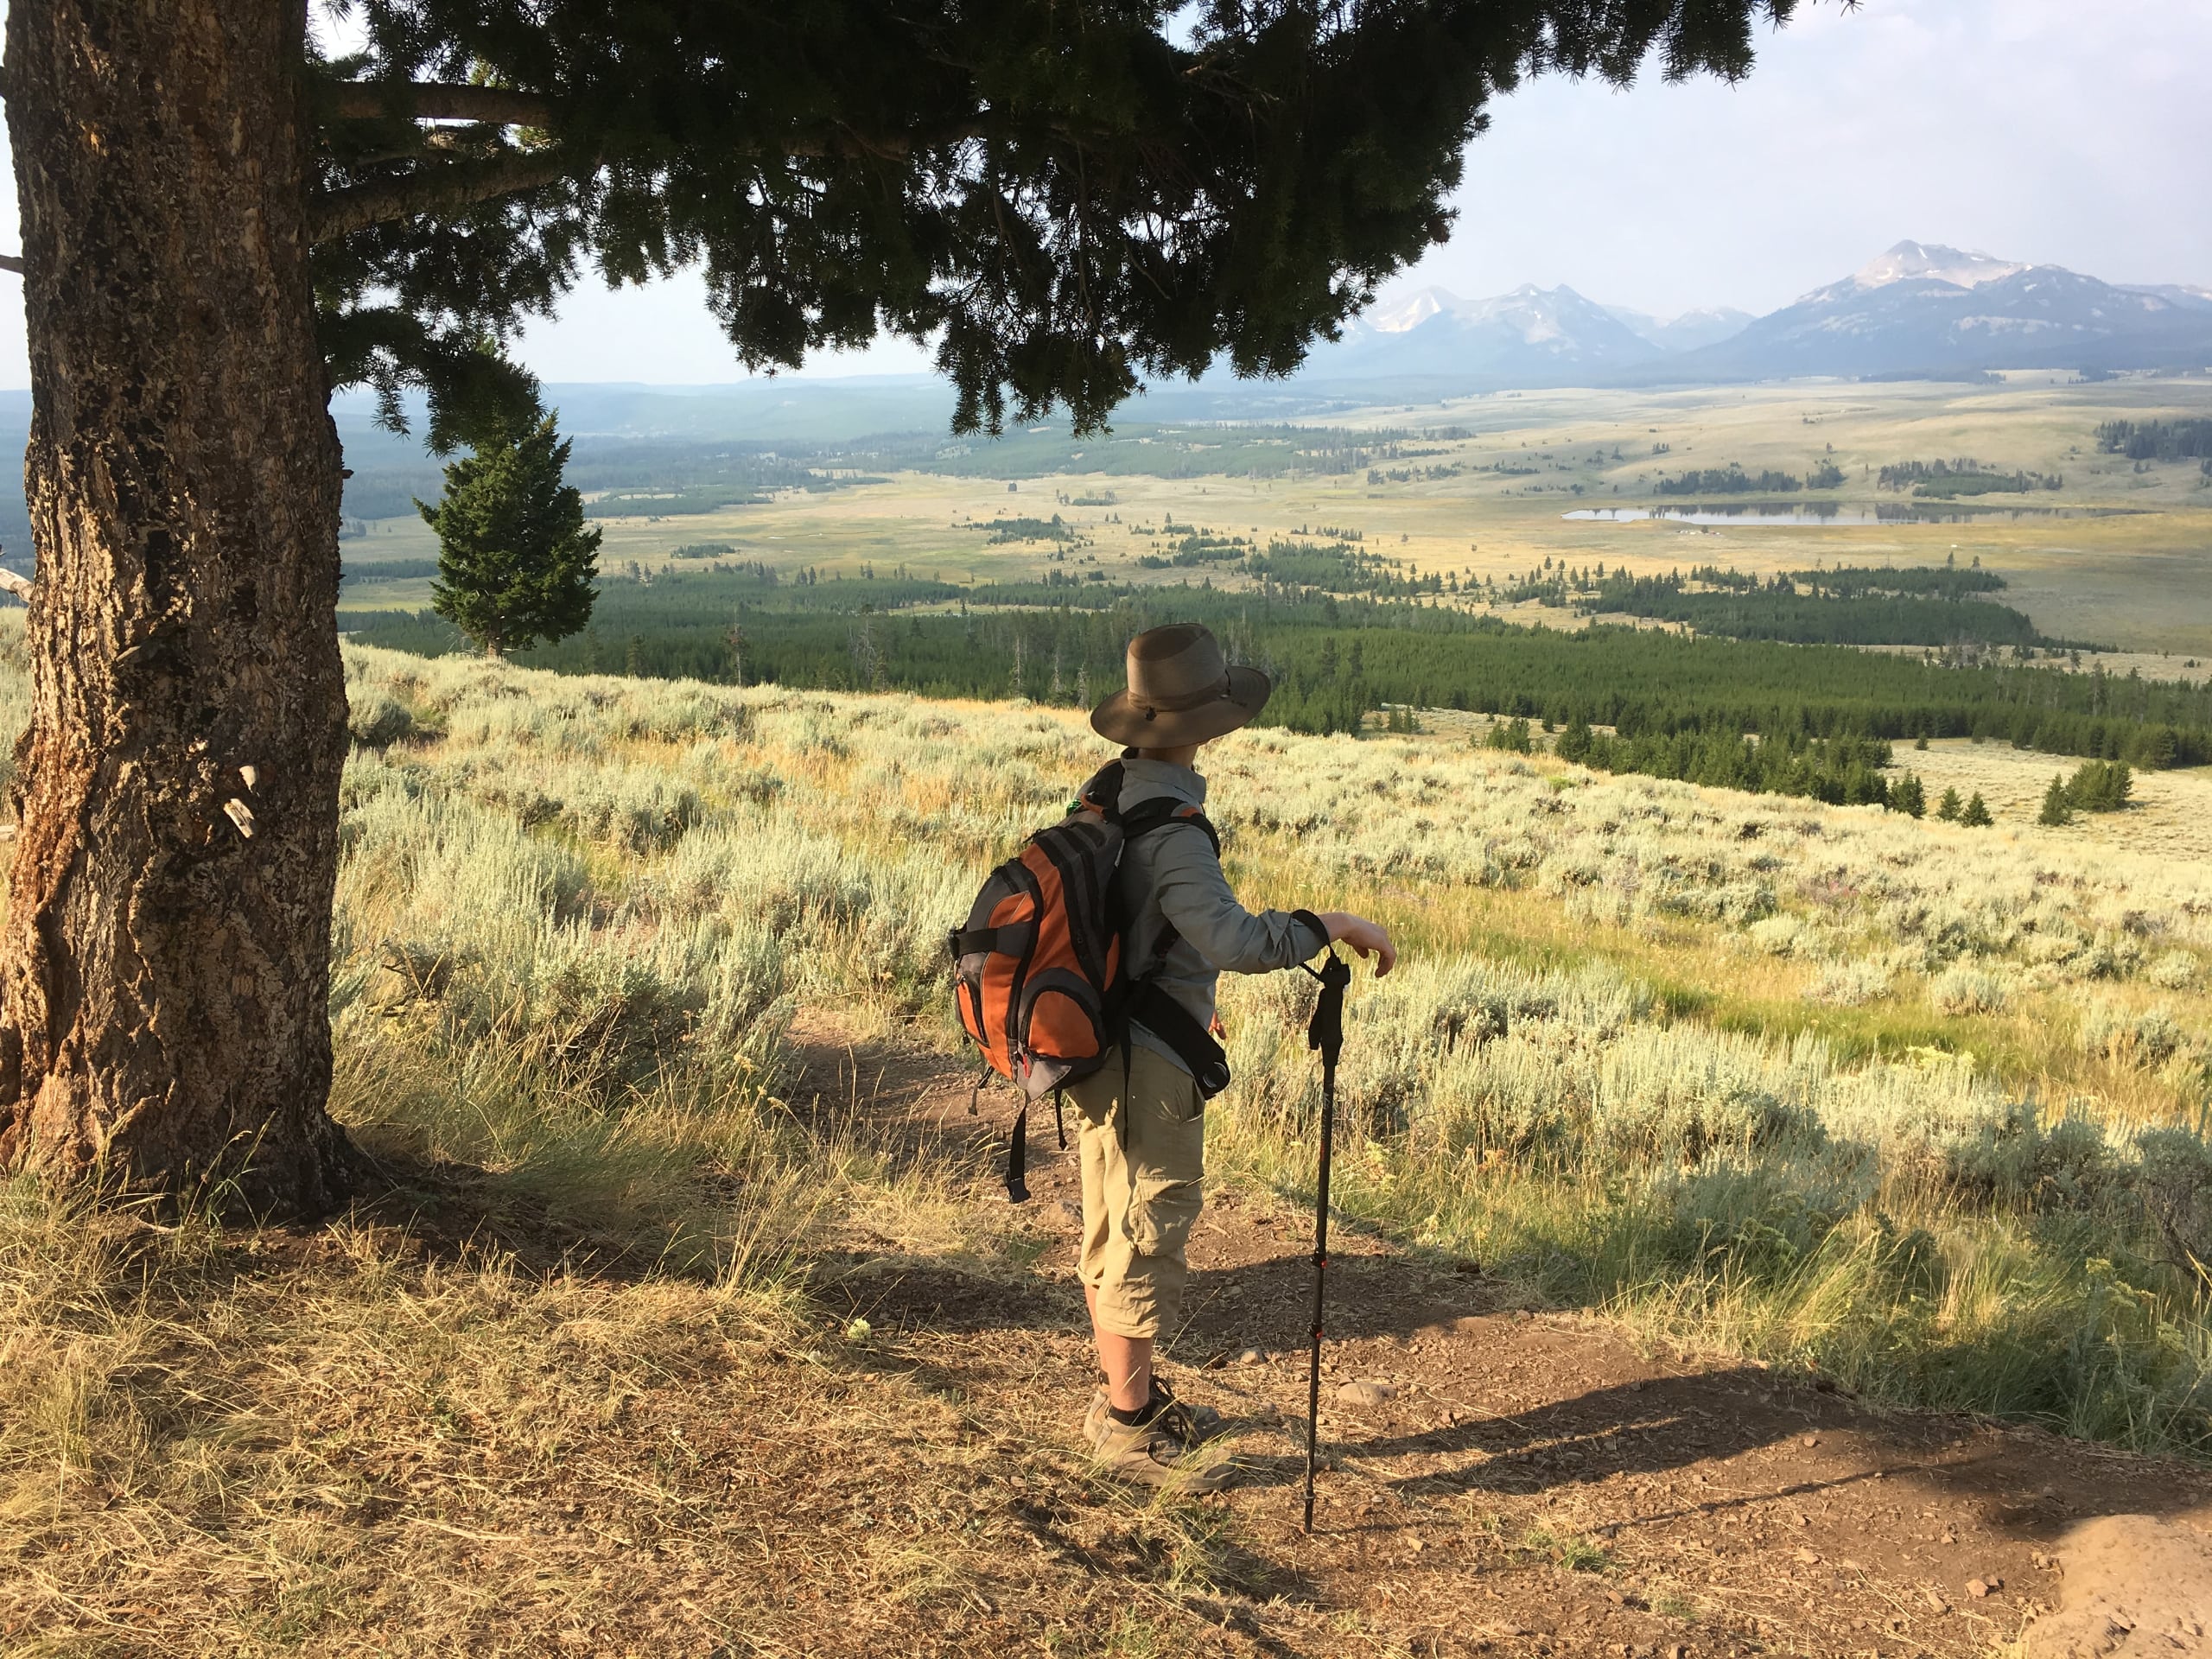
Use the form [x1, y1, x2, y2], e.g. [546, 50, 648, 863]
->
[315, 0, 1803, 435]
[0, 0, 1806, 1216]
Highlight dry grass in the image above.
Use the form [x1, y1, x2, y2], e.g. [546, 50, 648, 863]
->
[0, 1160, 1248, 1657]
[1897, 737, 2212, 864]
[3, 635, 2210, 1651]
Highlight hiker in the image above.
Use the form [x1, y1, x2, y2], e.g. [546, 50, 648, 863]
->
[1073, 623, 1395, 1489]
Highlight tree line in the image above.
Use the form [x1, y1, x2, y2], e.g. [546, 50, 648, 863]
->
[1877, 457, 2062, 496]
[347, 569, 2212, 774]
[1554, 722, 1913, 810]
[2095, 419, 2212, 461]
[1653, 463, 1810, 495]
[1481, 558, 2063, 648]
[1583, 586, 2053, 649]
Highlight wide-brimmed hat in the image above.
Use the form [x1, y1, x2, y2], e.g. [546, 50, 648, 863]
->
[1090, 624, 1271, 747]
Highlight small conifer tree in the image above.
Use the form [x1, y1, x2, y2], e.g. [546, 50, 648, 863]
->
[1936, 786, 1964, 823]
[421, 412, 601, 659]
[1961, 791, 1994, 827]
[2063, 760, 2134, 813]
[1892, 773, 1928, 818]
[2038, 775, 2075, 826]
[1487, 716, 1534, 753]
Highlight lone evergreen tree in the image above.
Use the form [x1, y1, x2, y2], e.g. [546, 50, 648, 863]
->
[421, 413, 601, 659]
[1, 0, 1815, 1214]
[1936, 787, 1964, 823]
[1960, 792, 1995, 828]
[2038, 775, 2075, 826]
[1892, 773, 1927, 819]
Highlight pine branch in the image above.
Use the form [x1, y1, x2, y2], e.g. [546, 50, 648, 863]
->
[307, 119, 994, 241]
[309, 149, 588, 244]
[329, 82, 555, 128]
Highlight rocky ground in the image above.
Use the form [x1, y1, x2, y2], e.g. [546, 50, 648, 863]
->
[793, 1015, 2212, 1659]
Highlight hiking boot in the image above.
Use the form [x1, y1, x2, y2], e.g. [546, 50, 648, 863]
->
[1083, 1379, 1224, 1449]
[1090, 1398, 1236, 1493]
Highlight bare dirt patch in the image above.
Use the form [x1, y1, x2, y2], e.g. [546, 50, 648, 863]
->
[790, 1013, 2212, 1658]
[2020, 1514, 2211, 1656]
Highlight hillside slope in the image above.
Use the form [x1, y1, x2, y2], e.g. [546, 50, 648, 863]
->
[5, 647, 2211, 1654]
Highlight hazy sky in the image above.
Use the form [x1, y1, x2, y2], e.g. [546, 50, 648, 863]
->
[1, 0, 2205, 387]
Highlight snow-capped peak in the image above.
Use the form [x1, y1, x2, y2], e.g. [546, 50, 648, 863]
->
[1366, 286, 1460, 334]
[1853, 240, 2026, 291]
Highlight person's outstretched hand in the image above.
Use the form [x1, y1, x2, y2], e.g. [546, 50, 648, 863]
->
[1318, 912, 1397, 977]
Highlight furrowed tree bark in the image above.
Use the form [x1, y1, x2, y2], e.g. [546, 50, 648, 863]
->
[0, 1, 353, 1214]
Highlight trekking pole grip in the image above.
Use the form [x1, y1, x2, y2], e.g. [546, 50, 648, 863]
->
[1305, 950, 1351, 1065]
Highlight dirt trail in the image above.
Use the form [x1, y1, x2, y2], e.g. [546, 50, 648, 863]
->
[790, 1014, 2212, 1659]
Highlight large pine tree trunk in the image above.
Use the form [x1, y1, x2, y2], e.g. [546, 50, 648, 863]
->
[0, 1, 353, 1214]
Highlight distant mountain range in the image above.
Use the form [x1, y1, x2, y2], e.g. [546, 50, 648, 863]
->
[4, 239, 2206, 553]
[1300, 241, 2212, 388]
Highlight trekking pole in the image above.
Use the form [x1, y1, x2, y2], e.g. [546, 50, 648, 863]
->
[1301, 949, 1352, 1535]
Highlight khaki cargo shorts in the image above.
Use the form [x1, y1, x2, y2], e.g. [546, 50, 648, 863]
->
[1067, 1042, 1206, 1340]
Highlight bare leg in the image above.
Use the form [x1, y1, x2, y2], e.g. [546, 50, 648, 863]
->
[1086, 1286, 1153, 1412]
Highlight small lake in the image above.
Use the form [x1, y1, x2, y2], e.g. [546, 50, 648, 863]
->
[1562, 505, 2128, 527]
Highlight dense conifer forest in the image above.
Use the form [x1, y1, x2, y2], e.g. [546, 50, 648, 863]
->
[1465, 558, 2075, 648]
[346, 562, 2212, 795]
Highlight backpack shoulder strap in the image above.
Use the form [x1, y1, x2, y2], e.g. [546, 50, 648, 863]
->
[1074, 760, 1127, 820]
[1119, 795, 1221, 858]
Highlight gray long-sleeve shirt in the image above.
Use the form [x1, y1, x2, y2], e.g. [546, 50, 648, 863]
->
[1112, 757, 1330, 1075]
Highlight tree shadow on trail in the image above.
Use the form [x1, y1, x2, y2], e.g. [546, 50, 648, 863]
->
[1224, 1356, 2212, 1544]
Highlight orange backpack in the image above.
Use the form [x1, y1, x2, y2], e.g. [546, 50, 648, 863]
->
[949, 760, 1221, 1199]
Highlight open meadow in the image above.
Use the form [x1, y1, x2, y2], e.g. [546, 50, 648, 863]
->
[8, 614, 2212, 1653]
[342, 375, 2212, 663]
